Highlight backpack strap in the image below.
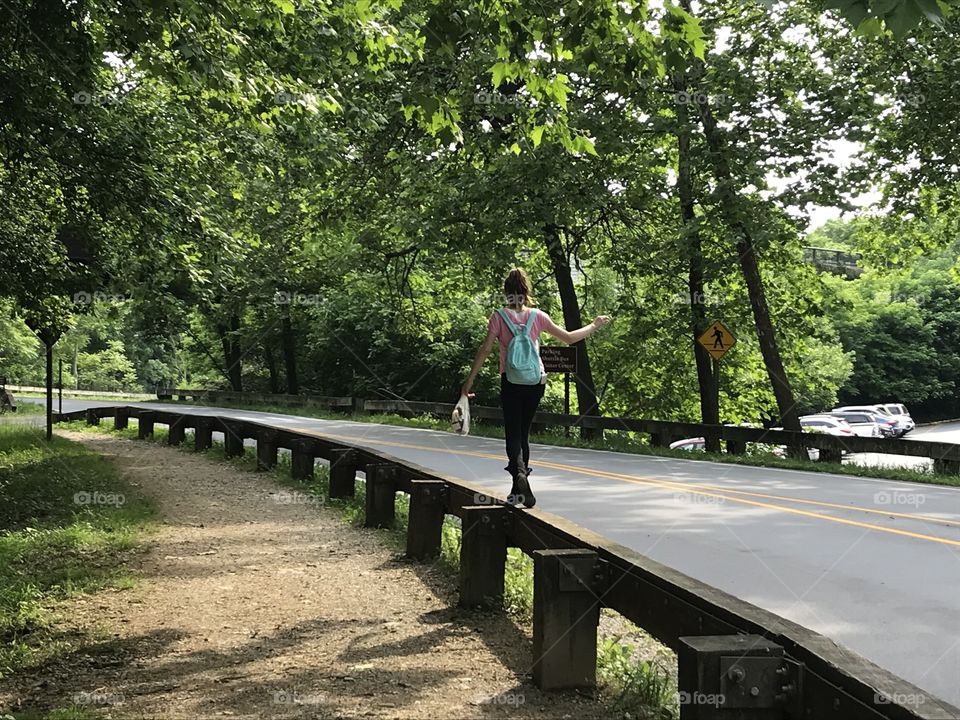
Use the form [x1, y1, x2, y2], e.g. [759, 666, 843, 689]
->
[497, 308, 537, 337]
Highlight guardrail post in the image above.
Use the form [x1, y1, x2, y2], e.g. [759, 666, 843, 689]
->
[407, 480, 447, 560]
[256, 428, 278, 471]
[194, 417, 213, 451]
[532, 549, 601, 691]
[114, 408, 130, 430]
[726, 439, 746, 455]
[223, 421, 245, 458]
[167, 416, 186, 445]
[85, 408, 100, 426]
[934, 458, 960, 474]
[650, 431, 673, 448]
[137, 411, 155, 439]
[364, 464, 398, 529]
[459, 505, 508, 609]
[678, 635, 798, 719]
[329, 448, 358, 498]
[290, 438, 316, 481]
[818, 447, 842, 464]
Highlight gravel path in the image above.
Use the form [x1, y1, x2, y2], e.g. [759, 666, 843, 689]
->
[2, 431, 611, 719]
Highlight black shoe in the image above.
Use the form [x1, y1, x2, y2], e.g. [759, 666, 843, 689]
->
[513, 468, 536, 509]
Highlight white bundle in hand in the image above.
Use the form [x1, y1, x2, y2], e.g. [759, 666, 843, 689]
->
[451, 394, 471, 435]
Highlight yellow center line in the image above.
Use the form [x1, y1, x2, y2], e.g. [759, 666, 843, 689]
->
[294, 428, 960, 548]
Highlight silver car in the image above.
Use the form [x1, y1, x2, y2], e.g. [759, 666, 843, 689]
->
[828, 411, 882, 438]
[835, 405, 912, 437]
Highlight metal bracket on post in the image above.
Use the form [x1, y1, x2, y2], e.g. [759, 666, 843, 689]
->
[678, 635, 803, 719]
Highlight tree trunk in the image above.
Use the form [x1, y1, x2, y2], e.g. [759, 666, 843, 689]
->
[673, 73, 721, 450]
[543, 224, 601, 439]
[72, 346, 78, 390]
[264, 344, 279, 394]
[676, 0, 801, 433]
[218, 315, 243, 391]
[281, 309, 298, 395]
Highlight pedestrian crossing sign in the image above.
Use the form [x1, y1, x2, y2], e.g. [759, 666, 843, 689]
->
[697, 320, 736, 361]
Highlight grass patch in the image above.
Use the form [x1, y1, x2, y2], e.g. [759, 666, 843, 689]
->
[153, 397, 960, 488]
[0, 424, 155, 679]
[598, 635, 678, 719]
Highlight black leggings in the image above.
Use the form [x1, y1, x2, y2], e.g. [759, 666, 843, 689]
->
[500, 374, 545, 477]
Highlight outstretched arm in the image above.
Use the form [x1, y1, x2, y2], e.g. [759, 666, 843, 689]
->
[543, 315, 611, 345]
[461, 330, 496, 397]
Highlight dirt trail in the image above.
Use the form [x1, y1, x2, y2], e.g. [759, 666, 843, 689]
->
[2, 431, 609, 719]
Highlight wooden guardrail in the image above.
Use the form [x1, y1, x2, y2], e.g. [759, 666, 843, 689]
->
[156, 387, 353, 409]
[158, 390, 960, 473]
[57, 405, 960, 719]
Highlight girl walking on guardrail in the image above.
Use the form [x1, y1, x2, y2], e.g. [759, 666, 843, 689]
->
[461, 268, 610, 508]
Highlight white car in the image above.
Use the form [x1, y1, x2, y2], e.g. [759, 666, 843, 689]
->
[877, 403, 915, 435]
[799, 414, 855, 437]
[828, 411, 883, 437]
[670, 437, 705, 451]
[834, 405, 911, 437]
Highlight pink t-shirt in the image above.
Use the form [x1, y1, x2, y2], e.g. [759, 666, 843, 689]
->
[488, 308, 553, 375]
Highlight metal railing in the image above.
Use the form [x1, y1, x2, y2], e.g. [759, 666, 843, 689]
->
[56, 405, 960, 719]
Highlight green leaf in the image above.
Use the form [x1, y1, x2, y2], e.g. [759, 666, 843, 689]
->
[530, 125, 545, 147]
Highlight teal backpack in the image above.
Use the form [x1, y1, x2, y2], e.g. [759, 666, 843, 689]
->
[497, 308, 542, 385]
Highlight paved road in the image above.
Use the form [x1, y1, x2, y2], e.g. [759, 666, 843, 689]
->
[16, 398, 960, 706]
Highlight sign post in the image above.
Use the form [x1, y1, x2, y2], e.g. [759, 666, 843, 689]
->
[696, 321, 736, 428]
[540, 346, 578, 437]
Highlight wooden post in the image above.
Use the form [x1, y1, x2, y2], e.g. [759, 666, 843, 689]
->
[532, 549, 600, 691]
[406, 480, 447, 560]
[726, 439, 746, 455]
[364, 463, 398, 529]
[934, 458, 960, 475]
[291, 438, 316, 481]
[194, 416, 213, 451]
[223, 421, 245, 458]
[114, 407, 129, 430]
[256, 428, 279, 471]
[818, 447, 843, 464]
[137, 411, 155, 439]
[167, 416, 186, 445]
[85, 408, 100, 426]
[459, 505, 509, 609]
[329, 448, 358, 498]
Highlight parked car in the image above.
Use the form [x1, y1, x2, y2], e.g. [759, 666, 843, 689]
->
[828, 411, 883, 437]
[876, 403, 915, 435]
[799, 414, 855, 438]
[834, 405, 911, 437]
[669, 437, 705, 451]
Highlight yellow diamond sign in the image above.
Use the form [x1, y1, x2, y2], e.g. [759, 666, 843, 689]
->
[698, 320, 736, 361]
